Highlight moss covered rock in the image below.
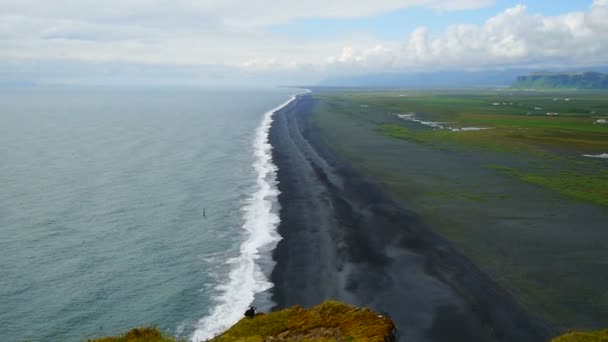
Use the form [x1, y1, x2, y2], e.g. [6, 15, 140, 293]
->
[210, 300, 395, 342]
[552, 330, 608, 342]
[88, 327, 180, 342]
[88, 301, 395, 342]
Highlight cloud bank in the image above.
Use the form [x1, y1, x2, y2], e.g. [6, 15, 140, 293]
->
[326, 1, 608, 74]
[0, 0, 493, 27]
[0, 0, 606, 85]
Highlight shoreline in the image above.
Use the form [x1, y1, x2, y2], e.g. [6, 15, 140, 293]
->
[268, 94, 556, 341]
[192, 94, 296, 342]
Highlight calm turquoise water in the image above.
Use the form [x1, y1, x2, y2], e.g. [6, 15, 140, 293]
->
[0, 86, 295, 341]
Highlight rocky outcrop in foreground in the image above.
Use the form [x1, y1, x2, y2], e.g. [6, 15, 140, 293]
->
[88, 302, 606, 342]
[210, 301, 395, 342]
[89, 301, 395, 342]
[552, 329, 608, 342]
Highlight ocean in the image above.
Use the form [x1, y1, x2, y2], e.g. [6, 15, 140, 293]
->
[0, 86, 297, 342]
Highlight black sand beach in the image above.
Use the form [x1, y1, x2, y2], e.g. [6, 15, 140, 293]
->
[268, 94, 556, 341]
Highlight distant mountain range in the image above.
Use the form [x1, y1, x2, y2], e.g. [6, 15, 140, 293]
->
[512, 72, 608, 90]
[318, 68, 608, 88]
[319, 70, 524, 88]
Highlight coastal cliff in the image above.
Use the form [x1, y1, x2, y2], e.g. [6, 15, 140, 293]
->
[88, 301, 396, 341]
[210, 301, 395, 341]
[87, 305, 605, 342]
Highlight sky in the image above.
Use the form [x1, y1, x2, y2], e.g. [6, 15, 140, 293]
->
[0, 0, 606, 85]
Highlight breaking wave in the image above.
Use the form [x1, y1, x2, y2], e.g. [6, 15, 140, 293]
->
[190, 93, 300, 341]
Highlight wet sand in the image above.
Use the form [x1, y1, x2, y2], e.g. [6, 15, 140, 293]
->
[268, 94, 556, 341]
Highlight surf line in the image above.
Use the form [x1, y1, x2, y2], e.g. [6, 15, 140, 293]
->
[190, 91, 308, 342]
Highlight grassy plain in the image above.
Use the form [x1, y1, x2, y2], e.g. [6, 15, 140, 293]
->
[316, 90, 608, 206]
[310, 89, 608, 330]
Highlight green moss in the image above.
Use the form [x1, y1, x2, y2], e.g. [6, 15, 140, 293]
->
[88, 327, 180, 342]
[518, 173, 608, 206]
[485, 164, 608, 207]
[86, 302, 394, 342]
[321, 89, 608, 154]
[381, 119, 608, 207]
[460, 193, 485, 202]
[381, 124, 430, 145]
[210, 301, 395, 342]
[552, 329, 608, 341]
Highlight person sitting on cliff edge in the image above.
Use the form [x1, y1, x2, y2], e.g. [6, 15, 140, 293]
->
[244, 306, 256, 319]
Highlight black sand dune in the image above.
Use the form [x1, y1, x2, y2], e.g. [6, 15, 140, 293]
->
[268, 94, 556, 342]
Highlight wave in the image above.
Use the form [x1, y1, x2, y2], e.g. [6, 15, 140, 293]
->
[190, 92, 302, 342]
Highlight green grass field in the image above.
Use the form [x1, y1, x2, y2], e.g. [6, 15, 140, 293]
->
[315, 90, 608, 206]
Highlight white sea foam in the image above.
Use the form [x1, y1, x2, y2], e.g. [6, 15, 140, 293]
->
[582, 153, 608, 159]
[190, 92, 305, 342]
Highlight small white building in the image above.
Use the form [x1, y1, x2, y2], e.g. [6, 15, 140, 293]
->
[546, 112, 559, 116]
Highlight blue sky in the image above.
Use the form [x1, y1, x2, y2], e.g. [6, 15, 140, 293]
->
[270, 1, 592, 40]
[0, 0, 606, 85]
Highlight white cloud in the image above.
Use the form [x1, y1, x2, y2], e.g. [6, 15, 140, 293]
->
[0, 0, 606, 84]
[0, 0, 493, 27]
[4, 0, 491, 66]
[327, 1, 608, 73]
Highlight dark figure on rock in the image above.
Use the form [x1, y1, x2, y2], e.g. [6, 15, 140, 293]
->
[244, 306, 256, 319]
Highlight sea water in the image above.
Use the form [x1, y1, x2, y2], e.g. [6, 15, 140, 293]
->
[0, 86, 296, 342]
